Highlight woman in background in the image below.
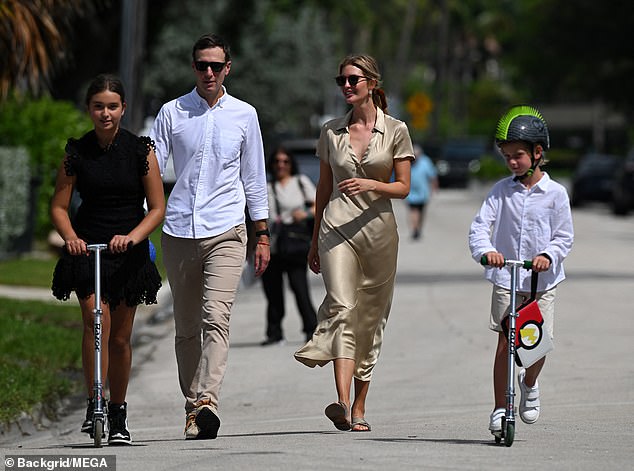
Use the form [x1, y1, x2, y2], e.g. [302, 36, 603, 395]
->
[261, 147, 318, 346]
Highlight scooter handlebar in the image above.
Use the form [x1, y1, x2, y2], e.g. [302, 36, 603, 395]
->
[480, 255, 532, 269]
[86, 241, 134, 253]
[87, 243, 108, 252]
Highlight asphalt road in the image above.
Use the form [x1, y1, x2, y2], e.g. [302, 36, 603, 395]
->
[2, 182, 634, 470]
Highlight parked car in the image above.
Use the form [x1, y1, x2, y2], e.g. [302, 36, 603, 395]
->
[570, 153, 621, 207]
[611, 149, 634, 215]
[435, 138, 486, 188]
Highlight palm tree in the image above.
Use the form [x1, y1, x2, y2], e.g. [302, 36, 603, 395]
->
[0, 0, 87, 100]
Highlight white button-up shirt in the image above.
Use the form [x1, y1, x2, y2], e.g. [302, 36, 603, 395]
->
[468, 173, 574, 291]
[150, 87, 269, 239]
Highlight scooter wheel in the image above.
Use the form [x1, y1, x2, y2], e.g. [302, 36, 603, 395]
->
[93, 419, 104, 448]
[504, 422, 514, 447]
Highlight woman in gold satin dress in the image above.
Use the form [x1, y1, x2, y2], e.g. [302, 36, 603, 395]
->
[294, 54, 414, 432]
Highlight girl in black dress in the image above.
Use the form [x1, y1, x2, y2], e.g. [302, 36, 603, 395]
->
[51, 74, 165, 445]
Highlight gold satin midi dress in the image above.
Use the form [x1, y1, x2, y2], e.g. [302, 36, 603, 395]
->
[294, 108, 414, 381]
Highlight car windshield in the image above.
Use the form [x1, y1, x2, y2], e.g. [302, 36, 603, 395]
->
[443, 142, 486, 160]
[577, 154, 620, 174]
[293, 152, 320, 186]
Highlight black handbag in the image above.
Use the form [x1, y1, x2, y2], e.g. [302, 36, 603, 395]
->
[276, 222, 311, 256]
[272, 176, 313, 258]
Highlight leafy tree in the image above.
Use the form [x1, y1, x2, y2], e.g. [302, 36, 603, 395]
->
[143, 0, 335, 148]
[229, 1, 336, 144]
[0, 0, 93, 100]
[500, 0, 634, 120]
[142, 0, 228, 110]
[314, 0, 516, 138]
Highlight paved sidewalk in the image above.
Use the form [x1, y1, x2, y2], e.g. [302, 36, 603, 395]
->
[0, 285, 58, 302]
[2, 187, 634, 470]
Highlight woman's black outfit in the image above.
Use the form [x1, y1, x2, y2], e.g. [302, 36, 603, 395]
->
[52, 129, 161, 306]
[261, 174, 317, 344]
[261, 252, 317, 343]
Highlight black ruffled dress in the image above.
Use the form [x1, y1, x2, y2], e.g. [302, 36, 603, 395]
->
[51, 129, 162, 307]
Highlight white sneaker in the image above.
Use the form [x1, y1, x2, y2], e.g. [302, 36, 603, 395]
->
[518, 369, 540, 424]
[489, 408, 505, 432]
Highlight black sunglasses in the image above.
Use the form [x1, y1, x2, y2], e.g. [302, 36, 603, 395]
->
[194, 61, 226, 73]
[335, 75, 367, 87]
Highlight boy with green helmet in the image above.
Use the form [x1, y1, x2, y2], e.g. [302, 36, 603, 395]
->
[469, 105, 574, 436]
[495, 105, 550, 182]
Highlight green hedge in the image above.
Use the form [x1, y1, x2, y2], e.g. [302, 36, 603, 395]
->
[0, 147, 30, 257]
[0, 96, 91, 240]
[476, 154, 508, 181]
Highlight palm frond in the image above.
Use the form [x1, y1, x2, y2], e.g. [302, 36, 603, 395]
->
[0, 0, 86, 100]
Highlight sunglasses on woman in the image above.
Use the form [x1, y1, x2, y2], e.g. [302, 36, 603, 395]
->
[194, 61, 226, 73]
[335, 75, 367, 87]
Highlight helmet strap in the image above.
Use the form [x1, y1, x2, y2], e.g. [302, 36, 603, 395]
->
[513, 168, 533, 182]
[513, 144, 540, 182]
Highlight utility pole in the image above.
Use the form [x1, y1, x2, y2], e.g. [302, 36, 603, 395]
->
[432, 0, 449, 138]
[119, 0, 148, 133]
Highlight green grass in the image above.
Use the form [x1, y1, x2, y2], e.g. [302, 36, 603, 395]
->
[0, 297, 83, 423]
[0, 256, 58, 286]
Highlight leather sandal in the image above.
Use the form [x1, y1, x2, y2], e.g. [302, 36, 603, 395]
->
[325, 401, 351, 431]
[351, 417, 371, 432]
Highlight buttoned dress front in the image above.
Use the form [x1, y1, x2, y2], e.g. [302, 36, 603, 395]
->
[294, 108, 414, 381]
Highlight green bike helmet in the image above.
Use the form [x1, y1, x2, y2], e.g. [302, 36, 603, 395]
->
[495, 105, 550, 150]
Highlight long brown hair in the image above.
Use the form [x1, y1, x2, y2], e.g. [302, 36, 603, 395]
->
[338, 54, 388, 114]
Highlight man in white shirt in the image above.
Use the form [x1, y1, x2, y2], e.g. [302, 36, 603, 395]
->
[150, 33, 270, 440]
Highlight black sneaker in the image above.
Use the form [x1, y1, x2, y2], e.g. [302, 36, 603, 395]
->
[107, 402, 132, 445]
[195, 403, 221, 440]
[82, 398, 107, 438]
[81, 398, 94, 434]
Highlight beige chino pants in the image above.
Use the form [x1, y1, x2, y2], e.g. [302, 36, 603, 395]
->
[162, 225, 247, 414]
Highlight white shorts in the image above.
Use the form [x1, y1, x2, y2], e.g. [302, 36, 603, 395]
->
[490, 285, 556, 339]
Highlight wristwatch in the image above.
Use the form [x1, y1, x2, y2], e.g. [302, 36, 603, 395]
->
[255, 229, 270, 237]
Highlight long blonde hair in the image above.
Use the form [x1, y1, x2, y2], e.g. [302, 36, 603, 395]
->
[338, 54, 388, 114]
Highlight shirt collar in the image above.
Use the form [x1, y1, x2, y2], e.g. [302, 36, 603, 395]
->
[334, 107, 386, 134]
[510, 171, 551, 192]
[189, 86, 228, 109]
[534, 171, 551, 191]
